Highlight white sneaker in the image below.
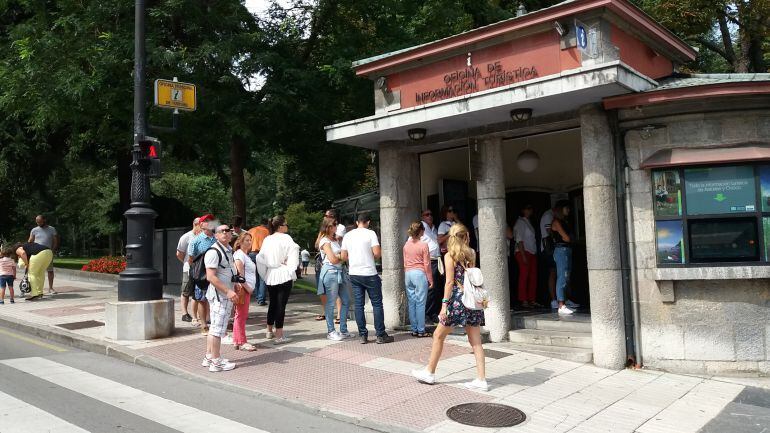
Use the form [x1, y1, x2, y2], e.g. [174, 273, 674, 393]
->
[208, 358, 235, 372]
[550, 300, 558, 309]
[566, 300, 581, 309]
[273, 336, 292, 345]
[339, 331, 353, 339]
[222, 335, 233, 345]
[412, 369, 435, 385]
[463, 379, 489, 391]
[201, 355, 229, 367]
[327, 331, 343, 341]
[558, 305, 574, 315]
[265, 330, 274, 339]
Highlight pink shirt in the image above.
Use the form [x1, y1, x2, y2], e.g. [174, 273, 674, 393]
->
[0, 257, 16, 278]
[403, 239, 433, 287]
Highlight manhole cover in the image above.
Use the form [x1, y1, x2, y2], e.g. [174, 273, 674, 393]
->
[57, 320, 104, 330]
[446, 402, 526, 428]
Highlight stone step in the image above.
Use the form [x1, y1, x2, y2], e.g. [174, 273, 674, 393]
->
[514, 316, 593, 333]
[500, 343, 593, 363]
[508, 328, 593, 349]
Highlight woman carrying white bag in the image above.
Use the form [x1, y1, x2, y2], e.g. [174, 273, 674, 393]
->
[412, 223, 490, 391]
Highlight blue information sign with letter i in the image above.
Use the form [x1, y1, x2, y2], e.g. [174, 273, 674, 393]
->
[576, 24, 587, 50]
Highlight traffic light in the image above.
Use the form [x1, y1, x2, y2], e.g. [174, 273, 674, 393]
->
[138, 137, 162, 178]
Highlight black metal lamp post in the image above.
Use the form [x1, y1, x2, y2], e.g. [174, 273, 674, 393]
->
[117, 0, 162, 301]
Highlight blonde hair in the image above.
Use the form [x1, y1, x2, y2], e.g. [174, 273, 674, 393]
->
[407, 221, 424, 239]
[447, 223, 475, 267]
[233, 232, 253, 251]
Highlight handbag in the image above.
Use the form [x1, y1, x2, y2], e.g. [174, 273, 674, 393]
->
[461, 265, 489, 310]
[234, 285, 245, 305]
[19, 273, 31, 295]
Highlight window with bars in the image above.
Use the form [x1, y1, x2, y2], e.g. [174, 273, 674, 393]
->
[652, 164, 770, 266]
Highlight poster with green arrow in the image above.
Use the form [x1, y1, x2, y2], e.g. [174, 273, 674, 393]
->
[684, 166, 756, 215]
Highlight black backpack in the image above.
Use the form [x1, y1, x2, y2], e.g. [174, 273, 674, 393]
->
[189, 245, 226, 286]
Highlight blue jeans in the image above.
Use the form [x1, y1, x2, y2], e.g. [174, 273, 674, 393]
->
[553, 246, 572, 302]
[249, 252, 267, 303]
[405, 270, 428, 333]
[321, 268, 350, 334]
[349, 274, 386, 337]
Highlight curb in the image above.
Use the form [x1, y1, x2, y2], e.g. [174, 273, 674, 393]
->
[51, 267, 120, 284]
[0, 314, 418, 433]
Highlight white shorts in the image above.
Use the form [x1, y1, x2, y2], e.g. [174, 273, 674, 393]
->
[209, 294, 233, 338]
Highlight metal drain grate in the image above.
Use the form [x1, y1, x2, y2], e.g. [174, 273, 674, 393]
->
[56, 320, 104, 330]
[446, 403, 526, 428]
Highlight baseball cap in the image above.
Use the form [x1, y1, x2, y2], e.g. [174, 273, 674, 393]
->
[199, 214, 215, 222]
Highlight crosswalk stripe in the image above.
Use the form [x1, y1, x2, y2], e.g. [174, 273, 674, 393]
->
[1, 357, 270, 433]
[0, 389, 90, 433]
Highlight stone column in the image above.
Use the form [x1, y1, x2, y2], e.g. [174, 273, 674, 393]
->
[475, 137, 510, 342]
[580, 104, 626, 369]
[379, 142, 421, 330]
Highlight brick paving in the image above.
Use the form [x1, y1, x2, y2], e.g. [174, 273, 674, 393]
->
[1, 272, 770, 432]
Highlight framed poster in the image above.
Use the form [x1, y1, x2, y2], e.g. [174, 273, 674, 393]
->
[653, 170, 682, 217]
[656, 219, 684, 264]
[684, 166, 756, 215]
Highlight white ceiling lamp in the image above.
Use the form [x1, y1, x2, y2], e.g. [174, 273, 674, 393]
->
[517, 138, 540, 173]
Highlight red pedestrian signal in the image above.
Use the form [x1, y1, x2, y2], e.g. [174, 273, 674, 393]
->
[138, 137, 162, 178]
[148, 144, 158, 158]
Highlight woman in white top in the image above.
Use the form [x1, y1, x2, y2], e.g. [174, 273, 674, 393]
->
[514, 205, 542, 309]
[317, 217, 350, 341]
[256, 215, 300, 344]
[232, 233, 257, 351]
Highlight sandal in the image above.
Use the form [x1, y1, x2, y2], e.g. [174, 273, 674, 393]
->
[411, 332, 419, 337]
[418, 332, 432, 338]
[237, 343, 257, 351]
[315, 315, 326, 321]
[334, 318, 340, 324]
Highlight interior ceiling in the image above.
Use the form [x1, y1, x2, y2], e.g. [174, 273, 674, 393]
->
[502, 128, 583, 192]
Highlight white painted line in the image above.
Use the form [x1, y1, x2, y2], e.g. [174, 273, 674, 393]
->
[1, 357, 270, 433]
[0, 389, 90, 433]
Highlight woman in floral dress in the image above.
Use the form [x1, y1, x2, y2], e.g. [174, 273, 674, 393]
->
[412, 223, 488, 391]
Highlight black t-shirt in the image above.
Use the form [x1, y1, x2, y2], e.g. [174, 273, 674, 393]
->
[22, 242, 50, 257]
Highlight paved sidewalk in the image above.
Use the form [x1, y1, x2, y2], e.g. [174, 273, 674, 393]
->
[1, 272, 769, 432]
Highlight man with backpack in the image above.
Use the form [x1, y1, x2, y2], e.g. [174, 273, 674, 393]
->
[202, 224, 239, 372]
[188, 215, 217, 334]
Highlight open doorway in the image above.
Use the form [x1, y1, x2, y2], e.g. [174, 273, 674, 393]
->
[503, 129, 589, 313]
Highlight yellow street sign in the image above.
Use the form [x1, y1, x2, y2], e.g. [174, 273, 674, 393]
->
[154, 79, 197, 111]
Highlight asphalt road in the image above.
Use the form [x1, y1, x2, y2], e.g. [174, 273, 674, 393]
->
[0, 327, 383, 433]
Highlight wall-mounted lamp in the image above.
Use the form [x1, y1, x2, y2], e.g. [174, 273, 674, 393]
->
[553, 21, 567, 37]
[408, 128, 427, 141]
[510, 108, 533, 122]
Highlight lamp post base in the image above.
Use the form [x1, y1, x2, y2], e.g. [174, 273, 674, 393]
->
[105, 298, 174, 341]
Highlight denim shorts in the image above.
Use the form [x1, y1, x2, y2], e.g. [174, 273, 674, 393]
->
[0, 276, 13, 288]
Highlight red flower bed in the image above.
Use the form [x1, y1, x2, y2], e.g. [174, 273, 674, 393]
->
[81, 256, 127, 274]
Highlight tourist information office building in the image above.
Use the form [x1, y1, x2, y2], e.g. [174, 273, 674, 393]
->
[325, 0, 770, 373]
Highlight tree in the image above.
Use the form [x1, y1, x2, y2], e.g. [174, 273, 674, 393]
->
[284, 202, 323, 251]
[636, 0, 769, 73]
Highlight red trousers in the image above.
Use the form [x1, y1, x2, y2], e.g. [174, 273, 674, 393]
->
[233, 295, 251, 346]
[515, 251, 537, 302]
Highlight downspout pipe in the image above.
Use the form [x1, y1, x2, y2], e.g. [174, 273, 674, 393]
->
[609, 110, 642, 368]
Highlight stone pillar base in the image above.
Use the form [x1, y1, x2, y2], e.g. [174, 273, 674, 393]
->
[105, 299, 174, 341]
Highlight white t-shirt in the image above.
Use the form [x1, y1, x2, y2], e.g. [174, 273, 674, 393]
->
[341, 228, 380, 276]
[420, 221, 439, 258]
[233, 249, 257, 290]
[176, 230, 195, 272]
[204, 242, 235, 298]
[540, 209, 554, 249]
[301, 249, 310, 262]
[437, 220, 453, 236]
[514, 217, 537, 255]
[318, 237, 342, 267]
[335, 224, 347, 240]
